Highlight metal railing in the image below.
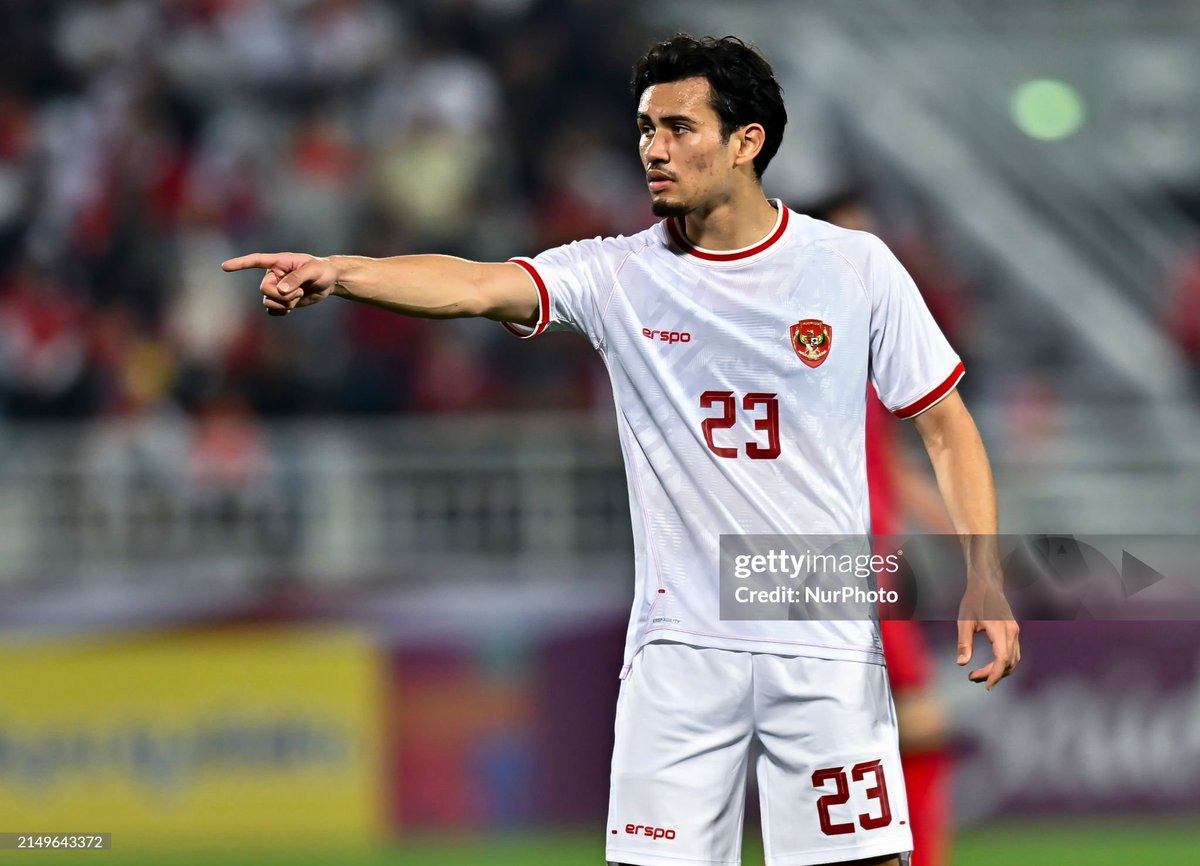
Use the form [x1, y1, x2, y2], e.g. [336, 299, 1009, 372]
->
[0, 407, 1196, 590]
[0, 414, 633, 588]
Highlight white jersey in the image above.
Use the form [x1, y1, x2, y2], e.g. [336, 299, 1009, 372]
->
[503, 201, 963, 676]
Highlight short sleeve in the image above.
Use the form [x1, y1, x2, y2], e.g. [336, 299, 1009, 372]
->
[500, 237, 615, 348]
[865, 237, 964, 419]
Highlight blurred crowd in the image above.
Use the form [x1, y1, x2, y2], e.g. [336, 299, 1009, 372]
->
[8, 2, 1191, 437]
[0, 0, 652, 427]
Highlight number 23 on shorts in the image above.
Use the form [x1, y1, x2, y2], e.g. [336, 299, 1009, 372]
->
[812, 759, 893, 836]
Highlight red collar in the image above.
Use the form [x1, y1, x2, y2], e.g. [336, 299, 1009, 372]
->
[666, 202, 789, 262]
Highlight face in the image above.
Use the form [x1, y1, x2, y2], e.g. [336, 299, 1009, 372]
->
[637, 77, 745, 218]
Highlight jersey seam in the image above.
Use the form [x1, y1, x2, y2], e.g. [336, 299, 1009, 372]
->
[609, 378, 668, 619]
[818, 240, 873, 309]
[596, 238, 649, 353]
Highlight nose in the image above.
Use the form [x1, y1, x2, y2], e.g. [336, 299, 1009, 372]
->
[643, 128, 669, 165]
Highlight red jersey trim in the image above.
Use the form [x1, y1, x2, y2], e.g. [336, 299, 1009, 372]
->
[667, 202, 790, 261]
[501, 258, 550, 339]
[892, 361, 966, 419]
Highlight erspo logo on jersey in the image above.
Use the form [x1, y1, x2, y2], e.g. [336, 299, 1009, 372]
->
[642, 327, 692, 345]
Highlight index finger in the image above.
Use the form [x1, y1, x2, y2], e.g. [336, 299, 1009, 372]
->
[222, 254, 284, 273]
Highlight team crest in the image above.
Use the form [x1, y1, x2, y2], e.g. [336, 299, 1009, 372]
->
[790, 319, 832, 368]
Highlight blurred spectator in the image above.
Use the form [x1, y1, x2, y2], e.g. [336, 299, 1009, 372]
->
[189, 386, 283, 542]
[0, 260, 90, 417]
[0, 91, 34, 261]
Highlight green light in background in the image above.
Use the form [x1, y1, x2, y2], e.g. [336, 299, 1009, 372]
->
[1011, 78, 1086, 141]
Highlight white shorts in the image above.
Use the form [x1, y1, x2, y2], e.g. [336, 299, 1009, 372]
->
[606, 641, 912, 866]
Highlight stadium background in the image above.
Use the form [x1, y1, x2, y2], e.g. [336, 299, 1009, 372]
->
[0, 0, 1198, 864]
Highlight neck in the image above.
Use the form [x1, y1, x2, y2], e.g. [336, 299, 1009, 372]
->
[680, 186, 779, 251]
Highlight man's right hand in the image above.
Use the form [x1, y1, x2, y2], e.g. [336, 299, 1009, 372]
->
[222, 253, 340, 316]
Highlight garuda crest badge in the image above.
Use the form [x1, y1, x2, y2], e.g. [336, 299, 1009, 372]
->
[790, 319, 832, 368]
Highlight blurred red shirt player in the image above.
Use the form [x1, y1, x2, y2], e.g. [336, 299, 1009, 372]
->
[811, 190, 956, 866]
[868, 390, 953, 866]
[803, 187, 955, 866]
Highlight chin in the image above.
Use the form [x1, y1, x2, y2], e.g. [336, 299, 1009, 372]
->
[651, 197, 692, 218]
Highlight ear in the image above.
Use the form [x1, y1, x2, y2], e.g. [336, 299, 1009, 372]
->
[732, 122, 766, 169]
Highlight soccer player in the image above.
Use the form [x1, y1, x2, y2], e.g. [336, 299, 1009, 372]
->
[224, 34, 1020, 866]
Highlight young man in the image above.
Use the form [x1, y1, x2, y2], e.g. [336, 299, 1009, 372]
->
[224, 34, 1019, 866]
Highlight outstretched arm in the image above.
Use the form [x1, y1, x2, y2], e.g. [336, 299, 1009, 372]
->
[221, 252, 539, 325]
[912, 391, 1021, 690]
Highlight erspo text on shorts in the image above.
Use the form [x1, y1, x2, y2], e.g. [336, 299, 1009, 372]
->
[623, 823, 677, 840]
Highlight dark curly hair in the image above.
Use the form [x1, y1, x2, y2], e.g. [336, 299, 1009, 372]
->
[632, 34, 787, 180]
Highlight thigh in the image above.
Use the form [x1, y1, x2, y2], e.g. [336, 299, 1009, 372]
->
[606, 642, 755, 866]
[752, 654, 912, 866]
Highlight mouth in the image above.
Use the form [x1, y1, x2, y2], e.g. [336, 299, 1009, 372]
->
[647, 170, 675, 192]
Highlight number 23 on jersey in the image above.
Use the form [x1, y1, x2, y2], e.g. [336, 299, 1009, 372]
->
[699, 390, 781, 460]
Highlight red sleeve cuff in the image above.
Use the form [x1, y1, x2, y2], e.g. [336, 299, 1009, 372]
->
[500, 258, 550, 339]
[892, 361, 965, 419]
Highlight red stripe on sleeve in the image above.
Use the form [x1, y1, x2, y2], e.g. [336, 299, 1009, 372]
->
[502, 258, 550, 338]
[892, 361, 966, 419]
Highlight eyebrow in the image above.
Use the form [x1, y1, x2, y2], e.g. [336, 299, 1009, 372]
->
[636, 113, 698, 126]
